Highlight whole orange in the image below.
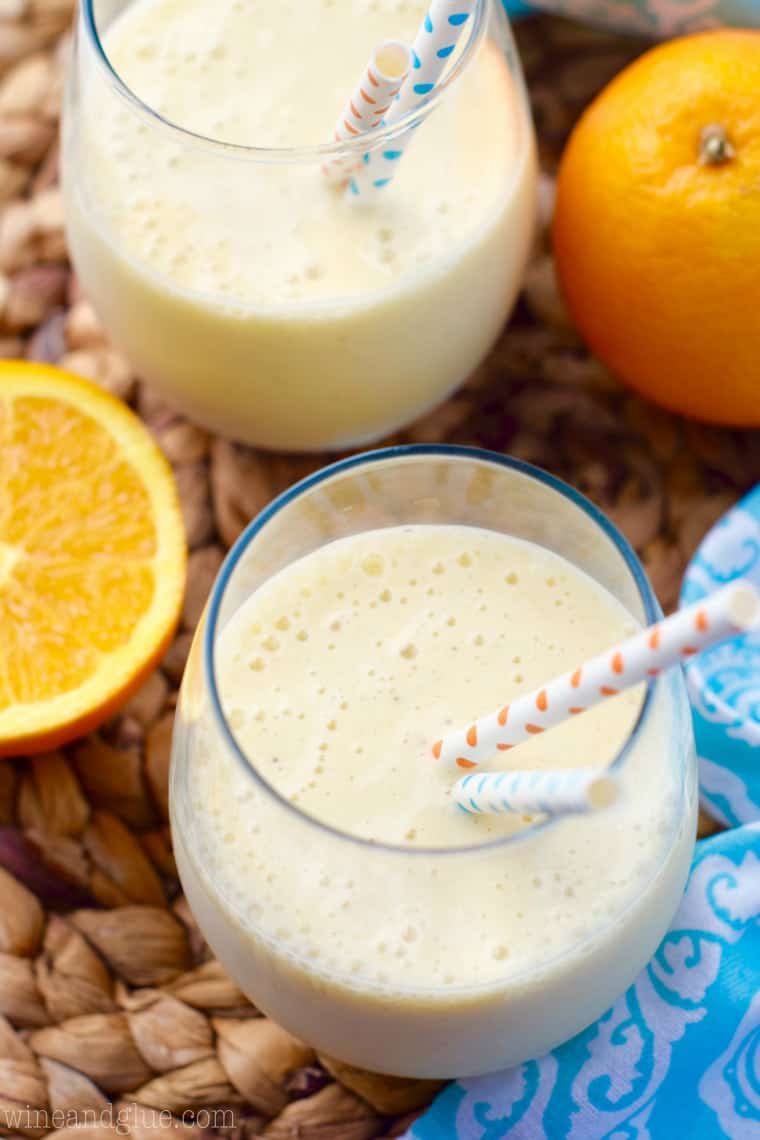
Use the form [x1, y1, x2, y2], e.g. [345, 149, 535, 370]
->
[553, 30, 760, 426]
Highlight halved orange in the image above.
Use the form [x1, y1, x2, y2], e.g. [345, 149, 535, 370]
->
[0, 361, 186, 756]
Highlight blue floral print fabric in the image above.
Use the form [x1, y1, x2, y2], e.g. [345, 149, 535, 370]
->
[406, 823, 760, 1139]
[680, 487, 760, 828]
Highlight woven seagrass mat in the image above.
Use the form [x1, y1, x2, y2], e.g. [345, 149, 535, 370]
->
[0, 4, 758, 1137]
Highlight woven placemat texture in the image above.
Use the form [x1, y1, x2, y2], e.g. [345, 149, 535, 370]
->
[1, 3, 759, 1136]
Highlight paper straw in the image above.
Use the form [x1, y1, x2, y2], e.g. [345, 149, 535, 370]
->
[433, 580, 760, 772]
[350, 0, 476, 195]
[324, 40, 412, 186]
[455, 768, 620, 817]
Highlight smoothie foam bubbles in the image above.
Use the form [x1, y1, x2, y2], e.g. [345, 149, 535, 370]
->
[172, 523, 694, 1073]
[64, 0, 536, 448]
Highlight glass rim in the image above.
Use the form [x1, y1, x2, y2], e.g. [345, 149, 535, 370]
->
[80, 0, 490, 163]
[204, 444, 665, 858]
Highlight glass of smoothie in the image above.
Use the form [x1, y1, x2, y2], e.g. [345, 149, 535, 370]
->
[61, 0, 536, 451]
[170, 446, 698, 1078]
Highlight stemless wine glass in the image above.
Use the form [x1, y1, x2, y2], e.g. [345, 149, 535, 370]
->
[61, 0, 536, 451]
[170, 446, 697, 1078]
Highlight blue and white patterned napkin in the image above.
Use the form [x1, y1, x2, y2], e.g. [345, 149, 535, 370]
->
[681, 487, 760, 828]
[406, 823, 760, 1139]
[505, 0, 760, 37]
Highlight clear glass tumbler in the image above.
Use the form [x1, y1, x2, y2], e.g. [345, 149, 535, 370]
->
[61, 0, 537, 451]
[170, 446, 697, 1078]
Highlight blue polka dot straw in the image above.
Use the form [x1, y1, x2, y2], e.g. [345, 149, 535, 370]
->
[454, 768, 620, 817]
[350, 0, 477, 196]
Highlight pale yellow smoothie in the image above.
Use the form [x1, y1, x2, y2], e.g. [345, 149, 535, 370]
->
[172, 524, 695, 1076]
[63, 0, 536, 449]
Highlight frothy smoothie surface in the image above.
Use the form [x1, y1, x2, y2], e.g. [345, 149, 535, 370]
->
[67, 0, 535, 449]
[181, 524, 686, 1000]
[215, 526, 644, 846]
[78, 0, 525, 305]
[106, 0, 467, 149]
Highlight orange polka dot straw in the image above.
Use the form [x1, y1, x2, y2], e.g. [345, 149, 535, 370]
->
[323, 40, 412, 186]
[433, 580, 759, 773]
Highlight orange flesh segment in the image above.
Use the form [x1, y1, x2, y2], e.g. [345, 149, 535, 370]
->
[0, 365, 185, 752]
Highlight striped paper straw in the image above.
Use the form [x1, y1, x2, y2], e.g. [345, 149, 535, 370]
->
[433, 580, 759, 772]
[455, 768, 620, 817]
[350, 0, 476, 195]
[324, 40, 412, 186]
